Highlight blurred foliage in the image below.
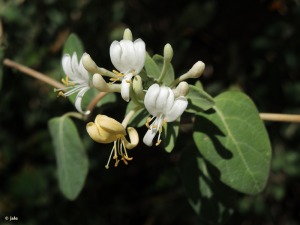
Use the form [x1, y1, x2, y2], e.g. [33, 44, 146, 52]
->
[1, 0, 300, 224]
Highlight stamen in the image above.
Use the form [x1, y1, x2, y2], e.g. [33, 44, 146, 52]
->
[146, 116, 155, 128]
[114, 159, 120, 167]
[112, 70, 125, 77]
[57, 91, 66, 98]
[105, 145, 115, 169]
[155, 139, 162, 146]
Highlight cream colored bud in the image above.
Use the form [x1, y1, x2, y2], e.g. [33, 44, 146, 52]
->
[173, 81, 189, 97]
[132, 75, 145, 99]
[92, 73, 109, 92]
[187, 61, 205, 78]
[82, 53, 98, 73]
[164, 43, 173, 63]
[123, 28, 133, 41]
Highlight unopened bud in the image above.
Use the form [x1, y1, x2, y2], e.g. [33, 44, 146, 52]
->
[123, 28, 133, 41]
[187, 61, 205, 79]
[92, 73, 109, 92]
[132, 75, 145, 99]
[82, 53, 98, 73]
[173, 81, 189, 97]
[164, 43, 173, 63]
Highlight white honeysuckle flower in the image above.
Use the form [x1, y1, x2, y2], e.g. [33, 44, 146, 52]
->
[109, 38, 146, 102]
[57, 52, 91, 115]
[143, 83, 188, 146]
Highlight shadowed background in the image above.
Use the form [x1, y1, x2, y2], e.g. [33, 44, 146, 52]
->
[0, 0, 300, 224]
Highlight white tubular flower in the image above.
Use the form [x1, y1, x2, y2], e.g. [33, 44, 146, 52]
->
[57, 52, 91, 115]
[109, 38, 146, 102]
[143, 84, 188, 146]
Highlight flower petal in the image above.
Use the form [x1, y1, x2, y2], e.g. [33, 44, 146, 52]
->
[164, 88, 175, 113]
[154, 86, 170, 113]
[86, 121, 116, 144]
[119, 40, 135, 72]
[143, 128, 158, 147]
[62, 54, 72, 77]
[165, 96, 188, 122]
[74, 86, 90, 115]
[133, 39, 146, 73]
[95, 114, 126, 136]
[121, 73, 133, 102]
[78, 54, 90, 83]
[71, 52, 80, 80]
[144, 84, 161, 116]
[110, 41, 125, 72]
[123, 127, 139, 149]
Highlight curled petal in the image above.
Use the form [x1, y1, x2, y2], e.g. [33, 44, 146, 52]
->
[121, 73, 133, 102]
[74, 86, 91, 115]
[86, 122, 116, 144]
[144, 84, 161, 116]
[78, 55, 90, 82]
[143, 128, 158, 147]
[123, 127, 139, 149]
[94, 114, 126, 136]
[165, 96, 188, 122]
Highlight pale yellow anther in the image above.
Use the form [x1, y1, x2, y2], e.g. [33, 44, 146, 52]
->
[57, 91, 66, 98]
[155, 139, 162, 146]
[146, 117, 152, 128]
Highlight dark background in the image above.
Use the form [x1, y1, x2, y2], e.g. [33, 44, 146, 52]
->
[1, 0, 300, 224]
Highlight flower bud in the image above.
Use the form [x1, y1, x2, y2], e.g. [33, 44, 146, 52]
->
[187, 61, 205, 79]
[132, 75, 145, 99]
[173, 81, 189, 97]
[123, 28, 133, 41]
[82, 53, 98, 73]
[92, 73, 109, 92]
[164, 43, 173, 63]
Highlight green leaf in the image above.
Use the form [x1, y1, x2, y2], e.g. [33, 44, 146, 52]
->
[144, 52, 160, 80]
[152, 54, 175, 86]
[186, 84, 215, 113]
[178, 142, 235, 224]
[63, 33, 84, 57]
[48, 116, 89, 200]
[193, 91, 271, 195]
[162, 118, 180, 153]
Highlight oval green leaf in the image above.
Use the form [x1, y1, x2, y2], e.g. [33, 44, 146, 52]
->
[48, 116, 89, 200]
[193, 91, 271, 195]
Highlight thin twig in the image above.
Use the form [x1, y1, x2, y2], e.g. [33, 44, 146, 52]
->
[3, 58, 65, 89]
[260, 113, 300, 123]
[86, 91, 108, 113]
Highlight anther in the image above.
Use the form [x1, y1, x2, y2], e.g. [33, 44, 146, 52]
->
[155, 139, 162, 146]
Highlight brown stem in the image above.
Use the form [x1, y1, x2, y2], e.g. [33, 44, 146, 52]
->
[3, 58, 65, 89]
[86, 91, 108, 113]
[260, 113, 300, 123]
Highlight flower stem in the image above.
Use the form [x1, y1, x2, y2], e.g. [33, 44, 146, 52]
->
[157, 59, 170, 84]
[63, 112, 85, 120]
[260, 113, 300, 123]
[122, 106, 141, 128]
[3, 58, 65, 89]
[86, 91, 108, 113]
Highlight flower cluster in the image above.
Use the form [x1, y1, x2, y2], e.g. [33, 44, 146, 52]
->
[58, 28, 205, 169]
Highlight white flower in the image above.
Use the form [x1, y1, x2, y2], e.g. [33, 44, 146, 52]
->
[58, 52, 91, 115]
[143, 84, 188, 146]
[109, 39, 146, 102]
